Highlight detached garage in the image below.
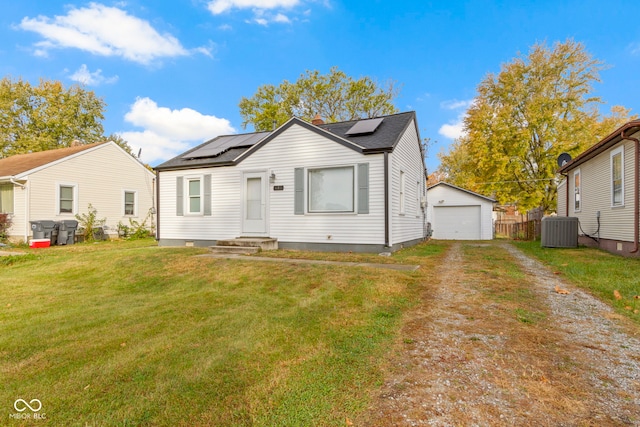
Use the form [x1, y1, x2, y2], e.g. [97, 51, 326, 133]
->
[427, 182, 496, 240]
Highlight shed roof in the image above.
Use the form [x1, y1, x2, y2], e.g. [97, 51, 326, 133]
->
[156, 111, 417, 171]
[0, 142, 105, 178]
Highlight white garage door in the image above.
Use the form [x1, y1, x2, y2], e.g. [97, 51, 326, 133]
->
[432, 205, 481, 240]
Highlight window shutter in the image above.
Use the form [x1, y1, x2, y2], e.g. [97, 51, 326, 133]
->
[176, 176, 184, 216]
[294, 168, 304, 215]
[357, 163, 369, 214]
[203, 174, 212, 216]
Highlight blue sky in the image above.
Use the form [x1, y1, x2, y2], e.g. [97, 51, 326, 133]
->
[1, 1, 639, 172]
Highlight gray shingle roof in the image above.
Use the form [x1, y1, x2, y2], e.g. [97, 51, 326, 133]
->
[155, 111, 417, 171]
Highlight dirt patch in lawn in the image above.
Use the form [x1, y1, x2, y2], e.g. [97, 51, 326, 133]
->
[358, 242, 640, 426]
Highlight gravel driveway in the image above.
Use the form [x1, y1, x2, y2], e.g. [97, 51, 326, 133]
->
[358, 242, 640, 426]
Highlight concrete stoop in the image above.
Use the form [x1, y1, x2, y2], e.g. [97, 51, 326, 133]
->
[210, 237, 278, 254]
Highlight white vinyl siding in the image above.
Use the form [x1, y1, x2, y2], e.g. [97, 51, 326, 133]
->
[390, 119, 426, 245]
[611, 147, 624, 207]
[399, 170, 405, 215]
[562, 138, 636, 242]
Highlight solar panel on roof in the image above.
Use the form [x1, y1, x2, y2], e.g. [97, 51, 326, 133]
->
[345, 117, 384, 136]
[182, 131, 270, 159]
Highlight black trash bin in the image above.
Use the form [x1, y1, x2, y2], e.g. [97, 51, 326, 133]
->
[30, 220, 59, 244]
[57, 220, 79, 245]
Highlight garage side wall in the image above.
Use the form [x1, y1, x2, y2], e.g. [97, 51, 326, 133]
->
[427, 185, 494, 240]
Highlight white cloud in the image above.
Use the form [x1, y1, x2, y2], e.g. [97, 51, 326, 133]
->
[207, 0, 300, 14]
[273, 13, 291, 23]
[120, 97, 235, 165]
[438, 98, 474, 140]
[69, 64, 118, 86]
[440, 99, 473, 110]
[18, 3, 192, 64]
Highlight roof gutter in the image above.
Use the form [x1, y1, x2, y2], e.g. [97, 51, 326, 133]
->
[621, 129, 640, 254]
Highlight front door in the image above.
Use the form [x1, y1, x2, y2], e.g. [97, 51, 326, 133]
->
[242, 171, 267, 235]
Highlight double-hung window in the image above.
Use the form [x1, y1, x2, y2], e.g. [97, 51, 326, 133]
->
[187, 178, 202, 214]
[573, 170, 581, 212]
[611, 147, 624, 206]
[124, 191, 136, 216]
[58, 184, 76, 214]
[308, 166, 354, 213]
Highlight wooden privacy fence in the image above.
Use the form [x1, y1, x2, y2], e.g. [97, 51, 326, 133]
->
[494, 207, 544, 240]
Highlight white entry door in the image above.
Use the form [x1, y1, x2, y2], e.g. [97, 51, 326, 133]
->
[242, 172, 267, 235]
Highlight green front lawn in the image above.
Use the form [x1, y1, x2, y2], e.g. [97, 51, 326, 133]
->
[1, 239, 445, 426]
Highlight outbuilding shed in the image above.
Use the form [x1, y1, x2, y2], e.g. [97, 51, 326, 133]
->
[427, 182, 496, 240]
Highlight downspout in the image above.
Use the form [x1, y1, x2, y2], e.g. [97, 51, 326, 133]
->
[621, 130, 640, 253]
[384, 152, 390, 248]
[9, 178, 28, 242]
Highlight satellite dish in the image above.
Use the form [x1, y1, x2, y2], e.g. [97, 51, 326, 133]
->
[557, 152, 572, 167]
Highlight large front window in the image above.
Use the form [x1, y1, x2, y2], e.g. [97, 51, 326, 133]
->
[0, 184, 13, 214]
[308, 166, 354, 213]
[611, 147, 624, 206]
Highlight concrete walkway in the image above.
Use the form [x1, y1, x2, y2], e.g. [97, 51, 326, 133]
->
[198, 253, 420, 272]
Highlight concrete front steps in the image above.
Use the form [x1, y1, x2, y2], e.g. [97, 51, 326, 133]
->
[210, 237, 278, 255]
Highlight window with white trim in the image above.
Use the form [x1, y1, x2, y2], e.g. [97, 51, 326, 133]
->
[611, 147, 624, 206]
[308, 166, 354, 213]
[187, 178, 202, 214]
[124, 190, 137, 216]
[58, 184, 76, 214]
[0, 183, 14, 214]
[573, 169, 581, 212]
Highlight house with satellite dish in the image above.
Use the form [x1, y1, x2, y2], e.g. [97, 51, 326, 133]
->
[155, 111, 428, 252]
[557, 120, 640, 256]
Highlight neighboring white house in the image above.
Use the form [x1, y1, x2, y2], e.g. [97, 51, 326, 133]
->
[557, 120, 640, 256]
[155, 112, 428, 252]
[0, 141, 156, 242]
[426, 182, 496, 240]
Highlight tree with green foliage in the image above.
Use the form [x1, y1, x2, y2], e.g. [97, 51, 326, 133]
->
[438, 40, 635, 212]
[0, 77, 106, 158]
[239, 67, 400, 131]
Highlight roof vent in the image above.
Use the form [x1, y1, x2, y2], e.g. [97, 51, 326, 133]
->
[345, 117, 384, 136]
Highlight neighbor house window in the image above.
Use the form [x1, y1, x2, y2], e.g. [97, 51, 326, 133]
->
[0, 183, 14, 214]
[399, 171, 405, 214]
[58, 184, 76, 214]
[187, 178, 202, 214]
[611, 147, 624, 206]
[308, 166, 354, 213]
[124, 190, 136, 216]
[573, 169, 581, 212]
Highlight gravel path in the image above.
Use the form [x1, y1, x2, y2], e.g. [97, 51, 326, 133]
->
[360, 242, 640, 426]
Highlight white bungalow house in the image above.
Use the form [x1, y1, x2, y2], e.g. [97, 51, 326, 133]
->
[557, 120, 640, 256]
[155, 112, 428, 252]
[426, 182, 496, 240]
[0, 141, 156, 242]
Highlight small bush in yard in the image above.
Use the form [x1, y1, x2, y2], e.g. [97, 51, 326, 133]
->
[117, 209, 154, 240]
[75, 203, 106, 243]
[0, 213, 12, 242]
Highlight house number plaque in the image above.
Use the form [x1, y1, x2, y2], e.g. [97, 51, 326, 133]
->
[273, 185, 284, 191]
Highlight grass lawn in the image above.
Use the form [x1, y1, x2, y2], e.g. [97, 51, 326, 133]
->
[1, 239, 447, 426]
[515, 240, 640, 324]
